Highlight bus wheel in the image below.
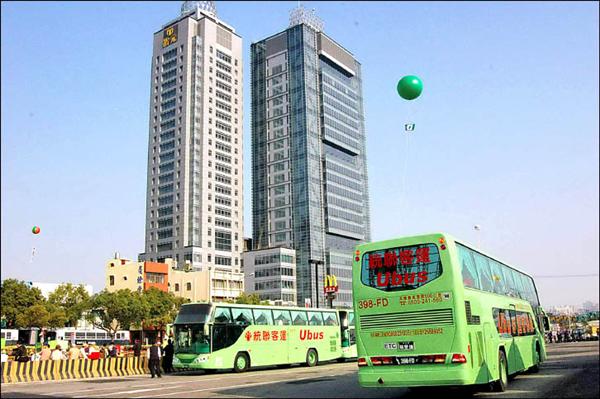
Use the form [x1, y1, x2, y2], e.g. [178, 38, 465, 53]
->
[234, 352, 249, 373]
[306, 348, 318, 367]
[529, 346, 541, 373]
[492, 350, 508, 392]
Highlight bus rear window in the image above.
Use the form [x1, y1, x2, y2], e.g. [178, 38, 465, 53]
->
[361, 243, 442, 291]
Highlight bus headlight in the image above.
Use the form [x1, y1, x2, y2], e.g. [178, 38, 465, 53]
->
[192, 355, 208, 364]
[173, 357, 181, 364]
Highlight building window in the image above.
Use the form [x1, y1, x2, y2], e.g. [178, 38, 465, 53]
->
[109, 276, 115, 286]
[186, 282, 192, 291]
[146, 272, 165, 284]
[175, 283, 179, 291]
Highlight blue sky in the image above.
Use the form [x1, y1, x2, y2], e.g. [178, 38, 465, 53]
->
[1, 1, 598, 308]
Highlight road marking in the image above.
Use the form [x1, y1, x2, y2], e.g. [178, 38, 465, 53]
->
[70, 366, 354, 397]
[141, 373, 342, 398]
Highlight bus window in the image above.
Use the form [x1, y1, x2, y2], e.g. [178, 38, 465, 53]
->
[308, 312, 323, 326]
[348, 312, 355, 327]
[322, 312, 338, 326]
[361, 244, 442, 291]
[508, 309, 517, 336]
[272, 309, 292, 325]
[472, 252, 494, 292]
[458, 244, 479, 289]
[291, 311, 308, 326]
[253, 309, 273, 325]
[214, 307, 233, 323]
[232, 308, 254, 326]
[489, 260, 506, 295]
[501, 266, 518, 298]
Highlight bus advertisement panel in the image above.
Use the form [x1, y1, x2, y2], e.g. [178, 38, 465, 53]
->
[353, 233, 547, 392]
[172, 303, 353, 372]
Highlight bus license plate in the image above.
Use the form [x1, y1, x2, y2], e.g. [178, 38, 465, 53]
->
[399, 357, 417, 365]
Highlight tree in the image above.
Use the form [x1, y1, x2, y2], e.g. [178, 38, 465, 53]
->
[16, 304, 50, 328]
[87, 290, 148, 341]
[234, 293, 268, 305]
[48, 283, 91, 327]
[142, 288, 189, 340]
[1, 279, 45, 328]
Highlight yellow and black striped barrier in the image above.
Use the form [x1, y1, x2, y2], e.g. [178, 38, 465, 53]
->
[1, 357, 153, 384]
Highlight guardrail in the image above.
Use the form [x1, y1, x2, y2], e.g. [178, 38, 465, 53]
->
[1, 357, 153, 383]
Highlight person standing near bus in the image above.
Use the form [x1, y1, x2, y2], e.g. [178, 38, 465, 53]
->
[39, 344, 51, 361]
[67, 344, 81, 360]
[133, 340, 142, 358]
[162, 339, 174, 373]
[147, 340, 162, 378]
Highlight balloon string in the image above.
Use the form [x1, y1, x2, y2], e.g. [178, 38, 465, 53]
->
[401, 130, 411, 213]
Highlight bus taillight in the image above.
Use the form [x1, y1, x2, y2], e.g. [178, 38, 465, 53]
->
[451, 353, 467, 363]
[421, 354, 446, 364]
[357, 357, 367, 367]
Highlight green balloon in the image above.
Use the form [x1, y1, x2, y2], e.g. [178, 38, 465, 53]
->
[397, 75, 423, 100]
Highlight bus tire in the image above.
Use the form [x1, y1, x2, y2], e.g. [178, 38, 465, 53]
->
[529, 345, 541, 373]
[492, 350, 508, 392]
[306, 348, 318, 367]
[234, 352, 250, 373]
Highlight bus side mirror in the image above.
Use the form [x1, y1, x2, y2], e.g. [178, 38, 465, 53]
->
[543, 317, 550, 332]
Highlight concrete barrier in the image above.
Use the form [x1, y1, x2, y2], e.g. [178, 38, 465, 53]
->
[1, 357, 152, 384]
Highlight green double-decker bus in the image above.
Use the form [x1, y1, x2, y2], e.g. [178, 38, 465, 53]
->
[172, 302, 355, 372]
[353, 233, 548, 392]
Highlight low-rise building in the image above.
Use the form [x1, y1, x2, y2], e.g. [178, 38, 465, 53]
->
[242, 247, 296, 305]
[105, 256, 243, 302]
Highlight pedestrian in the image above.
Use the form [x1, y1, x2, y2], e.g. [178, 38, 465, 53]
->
[101, 344, 109, 359]
[80, 343, 89, 359]
[1, 349, 8, 363]
[68, 343, 81, 360]
[12, 344, 30, 362]
[108, 342, 117, 358]
[147, 340, 162, 378]
[133, 340, 142, 357]
[39, 344, 52, 361]
[31, 348, 42, 361]
[163, 339, 174, 373]
[51, 345, 67, 361]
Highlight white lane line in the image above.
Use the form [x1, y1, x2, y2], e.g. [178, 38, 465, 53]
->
[54, 366, 348, 397]
[141, 373, 341, 398]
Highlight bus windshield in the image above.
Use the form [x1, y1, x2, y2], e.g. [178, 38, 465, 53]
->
[174, 324, 210, 354]
[361, 243, 443, 291]
[174, 303, 212, 324]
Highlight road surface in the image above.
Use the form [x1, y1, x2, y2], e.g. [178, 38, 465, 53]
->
[1, 341, 598, 398]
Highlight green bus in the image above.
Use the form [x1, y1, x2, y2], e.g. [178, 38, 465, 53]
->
[172, 302, 354, 372]
[353, 233, 549, 392]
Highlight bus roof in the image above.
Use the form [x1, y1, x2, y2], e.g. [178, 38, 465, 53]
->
[356, 232, 536, 280]
[180, 302, 342, 312]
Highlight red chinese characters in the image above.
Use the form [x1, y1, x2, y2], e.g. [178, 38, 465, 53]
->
[245, 330, 288, 342]
[399, 250, 414, 265]
[383, 251, 398, 268]
[369, 254, 383, 269]
[415, 247, 431, 263]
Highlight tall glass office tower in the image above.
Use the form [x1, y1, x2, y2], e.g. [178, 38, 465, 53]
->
[251, 7, 371, 308]
[140, 1, 244, 276]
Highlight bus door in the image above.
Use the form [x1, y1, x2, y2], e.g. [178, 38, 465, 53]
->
[506, 305, 518, 374]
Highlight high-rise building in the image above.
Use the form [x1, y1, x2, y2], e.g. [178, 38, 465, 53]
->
[251, 6, 371, 308]
[140, 1, 244, 283]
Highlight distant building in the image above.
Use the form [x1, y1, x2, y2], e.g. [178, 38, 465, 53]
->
[106, 257, 170, 293]
[105, 256, 243, 302]
[139, 0, 244, 273]
[581, 301, 599, 313]
[242, 247, 296, 305]
[251, 6, 371, 308]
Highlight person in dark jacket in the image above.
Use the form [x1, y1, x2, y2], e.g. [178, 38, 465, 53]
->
[12, 344, 30, 362]
[147, 341, 162, 378]
[162, 339, 174, 373]
[133, 340, 142, 357]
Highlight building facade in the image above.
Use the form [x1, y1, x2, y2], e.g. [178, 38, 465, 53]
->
[242, 247, 297, 305]
[139, 1, 244, 277]
[251, 7, 370, 308]
[105, 256, 243, 302]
